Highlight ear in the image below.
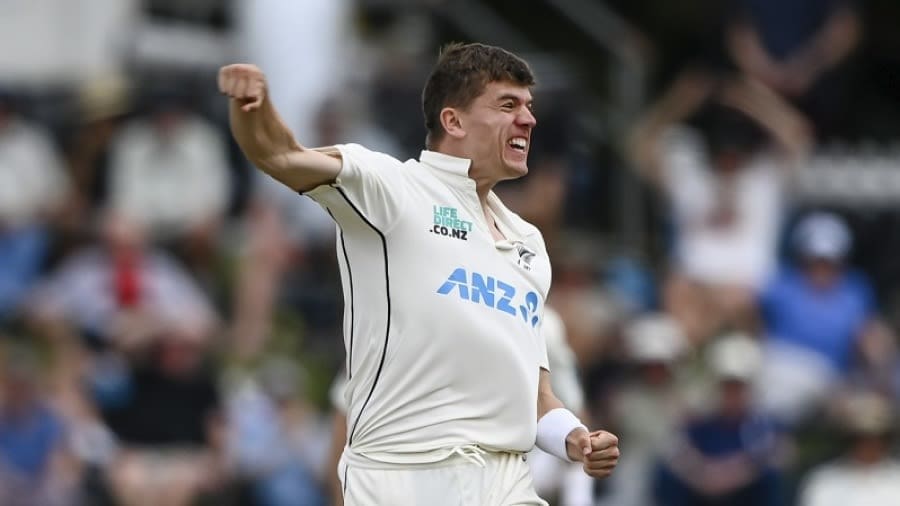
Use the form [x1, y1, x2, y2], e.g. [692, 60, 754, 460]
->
[439, 107, 466, 140]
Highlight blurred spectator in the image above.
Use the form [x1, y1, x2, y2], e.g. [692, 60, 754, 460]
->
[756, 212, 881, 426]
[601, 314, 691, 506]
[0, 344, 80, 506]
[366, 11, 435, 157]
[100, 330, 226, 506]
[65, 75, 132, 227]
[798, 391, 900, 506]
[848, 319, 900, 403]
[629, 71, 811, 344]
[26, 211, 223, 504]
[549, 233, 626, 370]
[726, 0, 861, 139]
[107, 89, 230, 269]
[0, 92, 70, 322]
[654, 333, 785, 506]
[226, 358, 328, 506]
[27, 212, 217, 348]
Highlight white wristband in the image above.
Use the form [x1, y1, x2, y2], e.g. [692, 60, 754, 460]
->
[536, 408, 587, 462]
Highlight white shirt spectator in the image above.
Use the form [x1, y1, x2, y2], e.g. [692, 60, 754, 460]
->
[799, 459, 900, 506]
[0, 119, 67, 225]
[661, 127, 783, 289]
[108, 114, 230, 238]
[29, 247, 216, 339]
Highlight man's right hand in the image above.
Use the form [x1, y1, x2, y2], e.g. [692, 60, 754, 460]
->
[218, 64, 267, 112]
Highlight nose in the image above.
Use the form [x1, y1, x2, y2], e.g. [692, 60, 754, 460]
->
[517, 106, 536, 128]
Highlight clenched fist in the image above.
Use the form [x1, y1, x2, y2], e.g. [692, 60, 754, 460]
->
[218, 64, 267, 112]
[566, 428, 619, 479]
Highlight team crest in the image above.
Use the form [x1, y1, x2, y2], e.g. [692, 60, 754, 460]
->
[516, 244, 536, 271]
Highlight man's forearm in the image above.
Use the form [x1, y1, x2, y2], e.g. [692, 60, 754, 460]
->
[537, 390, 565, 419]
[219, 64, 342, 191]
[228, 98, 301, 171]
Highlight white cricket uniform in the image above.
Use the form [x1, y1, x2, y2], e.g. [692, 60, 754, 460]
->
[306, 144, 551, 505]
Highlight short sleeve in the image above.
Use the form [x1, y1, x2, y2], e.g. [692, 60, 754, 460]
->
[536, 321, 550, 373]
[305, 143, 410, 232]
[541, 307, 585, 412]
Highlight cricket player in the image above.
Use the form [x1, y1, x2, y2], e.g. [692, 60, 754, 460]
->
[219, 42, 619, 505]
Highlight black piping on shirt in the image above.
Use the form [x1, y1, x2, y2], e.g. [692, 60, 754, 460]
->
[335, 187, 392, 447]
[327, 208, 356, 380]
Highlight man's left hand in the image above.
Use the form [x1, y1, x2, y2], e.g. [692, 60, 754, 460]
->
[582, 430, 619, 479]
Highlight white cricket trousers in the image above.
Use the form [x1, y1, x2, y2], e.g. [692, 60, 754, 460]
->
[339, 445, 549, 506]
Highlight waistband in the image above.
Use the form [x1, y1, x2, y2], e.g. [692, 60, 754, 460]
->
[341, 444, 523, 470]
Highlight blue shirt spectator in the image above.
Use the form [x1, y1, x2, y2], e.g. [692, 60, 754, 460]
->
[759, 212, 875, 374]
[0, 402, 65, 480]
[760, 266, 874, 373]
[732, 0, 852, 61]
[653, 335, 784, 506]
[0, 226, 49, 321]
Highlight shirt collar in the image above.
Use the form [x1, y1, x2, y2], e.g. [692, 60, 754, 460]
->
[419, 150, 471, 177]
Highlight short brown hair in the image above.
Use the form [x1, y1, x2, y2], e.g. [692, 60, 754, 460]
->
[422, 43, 535, 149]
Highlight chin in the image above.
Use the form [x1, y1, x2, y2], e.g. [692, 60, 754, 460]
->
[502, 160, 529, 179]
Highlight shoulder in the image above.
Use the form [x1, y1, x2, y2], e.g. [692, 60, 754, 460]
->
[742, 153, 782, 180]
[111, 120, 154, 149]
[487, 192, 547, 246]
[843, 268, 872, 289]
[659, 125, 707, 160]
[51, 247, 105, 278]
[657, 125, 711, 183]
[801, 459, 851, 488]
[146, 250, 197, 281]
[182, 115, 224, 141]
[330, 143, 413, 184]
[766, 265, 800, 289]
[506, 203, 546, 245]
[336, 143, 406, 168]
[6, 119, 56, 150]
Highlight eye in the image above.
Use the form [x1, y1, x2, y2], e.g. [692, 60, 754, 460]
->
[500, 102, 515, 111]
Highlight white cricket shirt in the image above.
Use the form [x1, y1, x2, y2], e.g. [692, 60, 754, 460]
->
[306, 144, 551, 465]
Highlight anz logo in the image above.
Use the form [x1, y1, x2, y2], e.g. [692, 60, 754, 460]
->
[436, 267, 541, 327]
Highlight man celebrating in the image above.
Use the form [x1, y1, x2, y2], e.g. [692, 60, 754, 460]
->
[219, 42, 619, 505]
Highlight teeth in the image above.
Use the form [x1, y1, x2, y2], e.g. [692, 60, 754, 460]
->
[509, 137, 527, 150]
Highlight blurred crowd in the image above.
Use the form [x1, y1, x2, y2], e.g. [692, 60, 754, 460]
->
[0, 0, 899, 505]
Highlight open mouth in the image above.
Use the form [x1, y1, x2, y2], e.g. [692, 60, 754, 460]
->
[508, 136, 528, 153]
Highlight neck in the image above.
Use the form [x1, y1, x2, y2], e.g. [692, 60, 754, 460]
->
[473, 172, 495, 210]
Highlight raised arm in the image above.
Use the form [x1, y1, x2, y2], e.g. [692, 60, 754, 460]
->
[727, 5, 860, 97]
[218, 64, 342, 192]
[717, 77, 813, 164]
[627, 70, 717, 184]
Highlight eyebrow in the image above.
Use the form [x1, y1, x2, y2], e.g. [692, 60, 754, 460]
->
[497, 94, 534, 107]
